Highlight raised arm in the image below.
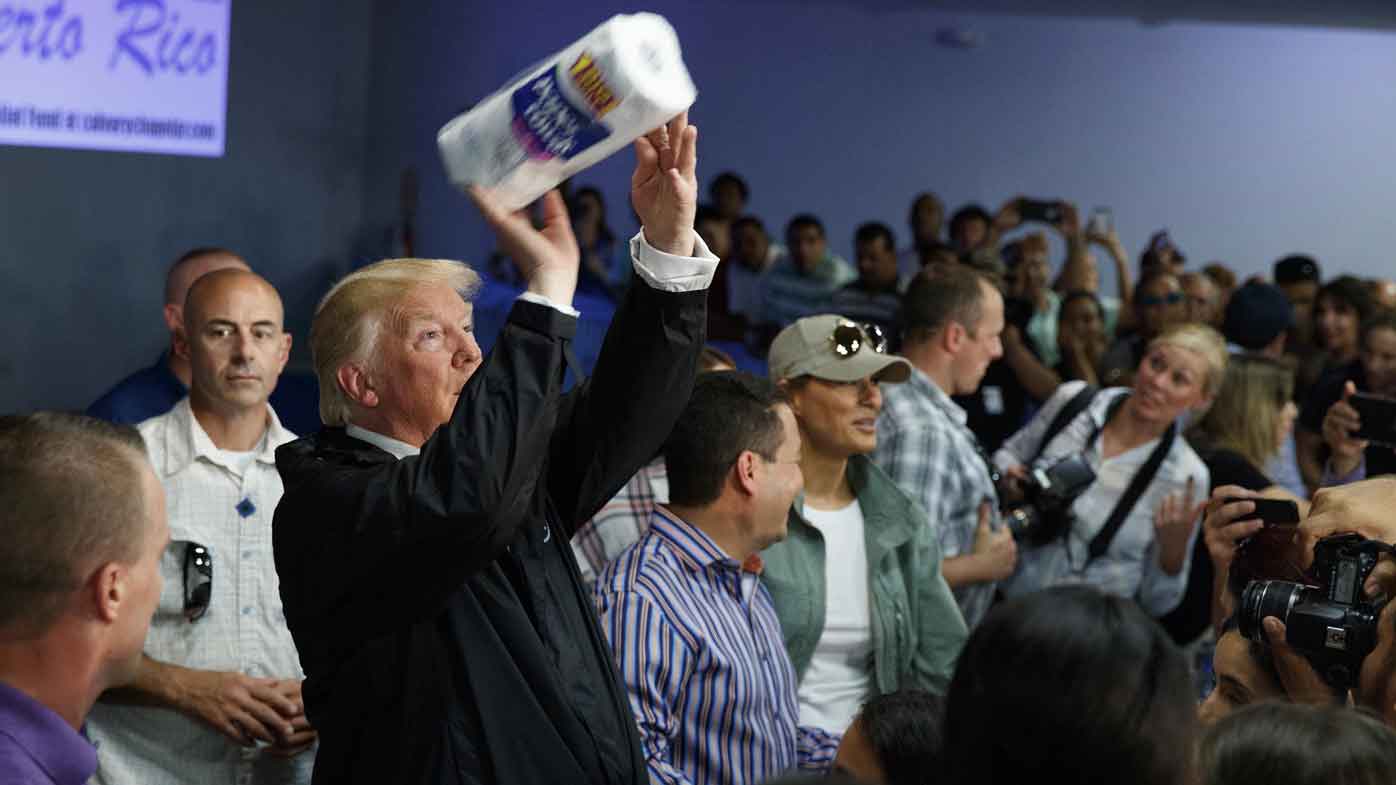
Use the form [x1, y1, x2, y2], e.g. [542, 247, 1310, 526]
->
[1002, 324, 1063, 402]
[1096, 228, 1135, 332]
[274, 296, 584, 653]
[275, 180, 594, 652]
[1050, 203, 1090, 293]
[548, 113, 718, 532]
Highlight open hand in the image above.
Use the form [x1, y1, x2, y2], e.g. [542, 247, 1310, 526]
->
[469, 187, 580, 305]
[1154, 476, 1205, 575]
[632, 111, 698, 256]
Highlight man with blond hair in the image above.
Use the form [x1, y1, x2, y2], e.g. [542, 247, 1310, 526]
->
[88, 269, 315, 785]
[272, 113, 717, 785]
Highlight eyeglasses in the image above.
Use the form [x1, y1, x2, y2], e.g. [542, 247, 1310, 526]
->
[1138, 291, 1184, 308]
[830, 320, 888, 357]
[183, 543, 212, 623]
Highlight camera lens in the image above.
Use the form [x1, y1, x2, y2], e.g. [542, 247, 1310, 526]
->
[1238, 579, 1305, 643]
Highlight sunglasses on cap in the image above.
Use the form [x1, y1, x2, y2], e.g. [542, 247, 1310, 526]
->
[183, 542, 212, 623]
[830, 320, 889, 357]
[1138, 291, 1184, 308]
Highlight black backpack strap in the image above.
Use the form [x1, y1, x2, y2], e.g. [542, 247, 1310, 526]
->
[1032, 385, 1099, 464]
[1085, 420, 1178, 563]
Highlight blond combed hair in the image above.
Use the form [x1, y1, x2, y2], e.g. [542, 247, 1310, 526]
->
[1147, 322, 1229, 399]
[310, 258, 481, 426]
[1190, 353, 1295, 469]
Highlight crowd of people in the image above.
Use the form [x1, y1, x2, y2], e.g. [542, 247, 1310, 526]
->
[6, 110, 1396, 785]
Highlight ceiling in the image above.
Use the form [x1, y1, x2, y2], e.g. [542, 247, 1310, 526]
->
[752, 0, 1396, 32]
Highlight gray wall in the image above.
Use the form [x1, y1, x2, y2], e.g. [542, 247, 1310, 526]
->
[360, 0, 1396, 298]
[0, 0, 375, 412]
[6, 0, 1395, 411]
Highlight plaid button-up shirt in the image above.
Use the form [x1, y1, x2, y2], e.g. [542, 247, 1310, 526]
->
[571, 457, 668, 588]
[873, 366, 1003, 628]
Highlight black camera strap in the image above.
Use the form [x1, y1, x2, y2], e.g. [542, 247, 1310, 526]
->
[1083, 394, 1178, 564]
[1031, 384, 1099, 464]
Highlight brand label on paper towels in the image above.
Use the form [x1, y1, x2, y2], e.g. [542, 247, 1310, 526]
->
[510, 56, 613, 161]
[568, 52, 620, 117]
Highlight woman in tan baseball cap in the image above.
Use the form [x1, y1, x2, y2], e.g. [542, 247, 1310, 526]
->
[759, 315, 968, 735]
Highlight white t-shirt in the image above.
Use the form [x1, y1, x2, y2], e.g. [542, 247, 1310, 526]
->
[796, 499, 873, 732]
[211, 447, 258, 477]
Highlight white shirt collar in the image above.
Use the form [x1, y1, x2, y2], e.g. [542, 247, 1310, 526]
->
[158, 398, 296, 477]
[345, 423, 421, 460]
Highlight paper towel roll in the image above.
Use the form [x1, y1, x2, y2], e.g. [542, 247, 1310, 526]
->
[438, 13, 697, 210]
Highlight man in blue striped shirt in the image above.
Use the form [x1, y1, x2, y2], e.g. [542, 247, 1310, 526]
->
[595, 373, 840, 785]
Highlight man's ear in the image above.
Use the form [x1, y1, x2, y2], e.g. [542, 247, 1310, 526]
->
[172, 326, 192, 363]
[943, 321, 966, 354]
[337, 363, 378, 409]
[162, 303, 182, 335]
[733, 450, 761, 497]
[275, 332, 292, 375]
[90, 562, 126, 625]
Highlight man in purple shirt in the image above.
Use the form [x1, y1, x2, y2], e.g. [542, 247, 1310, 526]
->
[0, 413, 169, 784]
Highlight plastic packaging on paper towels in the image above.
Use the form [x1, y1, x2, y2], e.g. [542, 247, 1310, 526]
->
[437, 12, 697, 210]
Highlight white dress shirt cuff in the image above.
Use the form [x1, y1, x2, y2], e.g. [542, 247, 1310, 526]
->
[516, 291, 581, 318]
[629, 229, 719, 292]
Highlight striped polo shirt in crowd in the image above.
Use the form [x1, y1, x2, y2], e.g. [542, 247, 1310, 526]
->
[593, 506, 840, 785]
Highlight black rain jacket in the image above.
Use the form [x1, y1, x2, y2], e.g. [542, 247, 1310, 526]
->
[272, 282, 705, 784]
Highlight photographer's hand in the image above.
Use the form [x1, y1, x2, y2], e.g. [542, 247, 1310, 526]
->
[1302, 476, 1396, 594]
[1053, 201, 1081, 238]
[1303, 476, 1396, 544]
[1201, 487, 1267, 631]
[1322, 381, 1368, 477]
[943, 503, 1017, 588]
[997, 465, 1029, 506]
[986, 197, 1023, 249]
[1202, 487, 1266, 576]
[1153, 477, 1205, 575]
[1262, 618, 1346, 706]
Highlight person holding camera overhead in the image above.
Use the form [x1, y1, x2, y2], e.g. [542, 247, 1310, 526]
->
[992, 323, 1225, 617]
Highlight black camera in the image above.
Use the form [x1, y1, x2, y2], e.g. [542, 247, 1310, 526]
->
[1239, 533, 1388, 689]
[1001, 454, 1096, 545]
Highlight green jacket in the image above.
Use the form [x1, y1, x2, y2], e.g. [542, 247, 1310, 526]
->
[760, 454, 968, 697]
